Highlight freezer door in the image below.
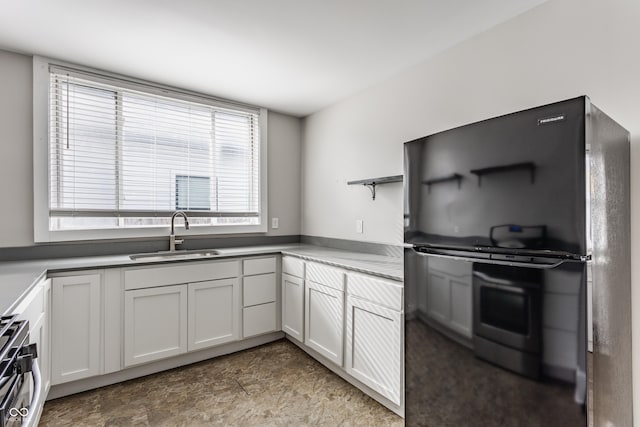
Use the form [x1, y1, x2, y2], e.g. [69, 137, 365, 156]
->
[404, 97, 587, 255]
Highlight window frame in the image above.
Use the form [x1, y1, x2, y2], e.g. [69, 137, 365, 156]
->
[33, 56, 268, 242]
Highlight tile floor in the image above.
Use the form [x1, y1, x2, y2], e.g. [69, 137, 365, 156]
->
[40, 339, 403, 426]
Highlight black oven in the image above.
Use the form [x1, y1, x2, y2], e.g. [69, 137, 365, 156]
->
[472, 264, 542, 378]
[0, 315, 39, 427]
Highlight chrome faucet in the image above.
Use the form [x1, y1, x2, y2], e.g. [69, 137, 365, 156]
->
[169, 211, 190, 252]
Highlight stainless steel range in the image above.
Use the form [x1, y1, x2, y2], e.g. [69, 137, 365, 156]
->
[0, 315, 40, 427]
[472, 263, 542, 379]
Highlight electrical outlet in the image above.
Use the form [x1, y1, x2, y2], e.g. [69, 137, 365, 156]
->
[272, 217, 279, 229]
[356, 219, 363, 233]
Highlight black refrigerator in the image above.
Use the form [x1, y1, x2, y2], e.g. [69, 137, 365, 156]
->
[403, 96, 632, 426]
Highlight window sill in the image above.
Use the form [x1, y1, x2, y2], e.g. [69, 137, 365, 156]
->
[34, 223, 268, 243]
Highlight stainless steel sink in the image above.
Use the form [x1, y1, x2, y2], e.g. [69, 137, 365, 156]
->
[130, 249, 220, 261]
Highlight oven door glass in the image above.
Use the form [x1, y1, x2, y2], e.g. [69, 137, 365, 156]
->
[480, 286, 529, 335]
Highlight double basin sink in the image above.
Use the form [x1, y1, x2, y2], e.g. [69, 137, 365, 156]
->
[129, 249, 220, 262]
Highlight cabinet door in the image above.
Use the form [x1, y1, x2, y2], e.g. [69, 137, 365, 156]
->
[449, 278, 472, 337]
[304, 280, 344, 366]
[282, 273, 304, 342]
[124, 285, 187, 367]
[426, 258, 473, 338]
[426, 270, 450, 324]
[188, 279, 240, 351]
[51, 274, 101, 385]
[346, 295, 402, 405]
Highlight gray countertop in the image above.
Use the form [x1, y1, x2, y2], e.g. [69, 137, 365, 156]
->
[0, 244, 403, 316]
[280, 246, 403, 281]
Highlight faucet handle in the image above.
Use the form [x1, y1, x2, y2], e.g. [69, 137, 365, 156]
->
[169, 234, 185, 252]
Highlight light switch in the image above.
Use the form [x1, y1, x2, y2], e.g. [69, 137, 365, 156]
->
[356, 219, 363, 233]
[272, 217, 279, 229]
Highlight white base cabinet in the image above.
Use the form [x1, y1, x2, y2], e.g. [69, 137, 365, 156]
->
[51, 274, 101, 385]
[124, 285, 188, 367]
[346, 295, 402, 405]
[425, 257, 472, 338]
[243, 302, 277, 337]
[282, 273, 304, 342]
[304, 280, 344, 366]
[43, 253, 402, 415]
[188, 279, 240, 351]
[242, 257, 278, 338]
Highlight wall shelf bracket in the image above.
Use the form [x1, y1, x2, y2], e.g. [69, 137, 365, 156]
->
[347, 175, 403, 200]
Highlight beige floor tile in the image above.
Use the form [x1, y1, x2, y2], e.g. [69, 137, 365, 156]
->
[40, 340, 403, 427]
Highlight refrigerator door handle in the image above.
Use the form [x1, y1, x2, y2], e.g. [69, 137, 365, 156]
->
[473, 278, 527, 294]
[411, 247, 567, 270]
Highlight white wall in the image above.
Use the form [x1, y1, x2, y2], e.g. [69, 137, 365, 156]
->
[267, 111, 302, 237]
[0, 49, 302, 247]
[0, 49, 33, 247]
[301, 0, 640, 421]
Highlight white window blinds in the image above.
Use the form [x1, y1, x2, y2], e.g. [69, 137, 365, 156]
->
[48, 66, 261, 231]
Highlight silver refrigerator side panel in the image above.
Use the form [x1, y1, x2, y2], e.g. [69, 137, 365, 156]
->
[587, 100, 633, 427]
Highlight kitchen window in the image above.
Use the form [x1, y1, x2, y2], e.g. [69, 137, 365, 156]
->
[33, 58, 267, 241]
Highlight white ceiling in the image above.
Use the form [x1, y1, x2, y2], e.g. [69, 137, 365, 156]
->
[0, 0, 546, 117]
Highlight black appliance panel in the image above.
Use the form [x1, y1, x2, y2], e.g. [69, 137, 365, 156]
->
[404, 249, 587, 426]
[404, 97, 587, 255]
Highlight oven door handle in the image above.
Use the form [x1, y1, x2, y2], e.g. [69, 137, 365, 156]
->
[22, 358, 41, 427]
[412, 247, 567, 269]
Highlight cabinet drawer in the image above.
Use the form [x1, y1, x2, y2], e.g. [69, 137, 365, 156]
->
[243, 302, 277, 338]
[124, 260, 239, 290]
[306, 262, 344, 291]
[282, 256, 305, 278]
[243, 257, 276, 276]
[428, 257, 472, 278]
[243, 273, 276, 306]
[347, 273, 403, 311]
